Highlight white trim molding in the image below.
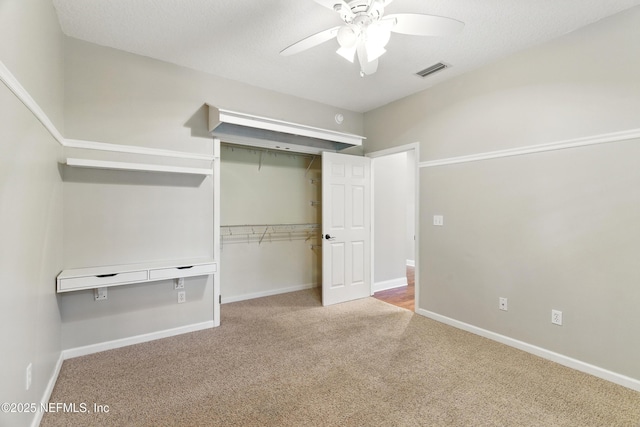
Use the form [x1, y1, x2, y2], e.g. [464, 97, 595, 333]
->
[62, 321, 215, 360]
[1, 59, 215, 161]
[366, 142, 420, 159]
[419, 128, 640, 168]
[373, 277, 408, 292]
[31, 354, 65, 427]
[417, 308, 640, 392]
[0, 60, 65, 145]
[221, 283, 318, 304]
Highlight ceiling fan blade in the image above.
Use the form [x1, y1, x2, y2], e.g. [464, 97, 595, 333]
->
[280, 26, 340, 56]
[386, 13, 464, 37]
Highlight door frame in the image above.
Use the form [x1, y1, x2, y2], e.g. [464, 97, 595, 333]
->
[366, 143, 420, 311]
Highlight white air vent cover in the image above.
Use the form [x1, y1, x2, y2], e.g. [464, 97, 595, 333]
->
[208, 106, 364, 155]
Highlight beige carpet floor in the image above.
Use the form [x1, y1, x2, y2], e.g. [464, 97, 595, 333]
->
[42, 289, 640, 426]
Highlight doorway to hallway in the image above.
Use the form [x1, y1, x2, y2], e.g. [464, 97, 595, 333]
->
[368, 143, 419, 312]
[373, 265, 414, 311]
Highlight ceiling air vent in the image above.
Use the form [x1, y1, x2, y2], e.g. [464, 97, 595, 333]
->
[416, 62, 449, 78]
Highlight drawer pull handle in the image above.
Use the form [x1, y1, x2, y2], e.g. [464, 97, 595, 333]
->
[177, 266, 193, 270]
[96, 273, 118, 278]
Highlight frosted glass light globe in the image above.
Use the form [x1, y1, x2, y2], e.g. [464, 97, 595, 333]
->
[337, 25, 359, 48]
[366, 23, 391, 48]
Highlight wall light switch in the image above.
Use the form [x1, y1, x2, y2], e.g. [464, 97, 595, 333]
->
[433, 215, 444, 226]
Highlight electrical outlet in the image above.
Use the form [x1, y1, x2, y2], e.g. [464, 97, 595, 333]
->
[499, 297, 508, 311]
[552, 309, 563, 326]
[174, 278, 184, 290]
[433, 215, 444, 226]
[177, 291, 186, 304]
[26, 363, 32, 391]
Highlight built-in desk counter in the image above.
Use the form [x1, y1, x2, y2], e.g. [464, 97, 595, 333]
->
[57, 258, 217, 293]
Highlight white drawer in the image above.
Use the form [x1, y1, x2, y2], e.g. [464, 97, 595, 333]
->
[58, 270, 148, 292]
[148, 263, 217, 281]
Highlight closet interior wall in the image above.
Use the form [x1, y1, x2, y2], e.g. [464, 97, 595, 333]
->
[220, 144, 322, 302]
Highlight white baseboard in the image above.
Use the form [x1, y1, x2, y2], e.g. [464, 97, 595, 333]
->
[222, 283, 318, 304]
[62, 321, 215, 360]
[406, 259, 415, 267]
[31, 353, 64, 427]
[373, 277, 408, 292]
[416, 308, 640, 392]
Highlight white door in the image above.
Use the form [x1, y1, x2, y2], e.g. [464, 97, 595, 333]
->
[322, 151, 371, 306]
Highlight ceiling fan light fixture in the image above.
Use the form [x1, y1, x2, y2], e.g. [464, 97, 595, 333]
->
[361, 21, 390, 61]
[366, 22, 391, 48]
[284, 0, 465, 77]
[337, 24, 359, 48]
[336, 45, 357, 62]
[365, 42, 386, 62]
[368, 0, 385, 19]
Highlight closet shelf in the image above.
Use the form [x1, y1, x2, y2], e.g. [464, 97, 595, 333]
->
[221, 223, 321, 245]
[64, 158, 213, 176]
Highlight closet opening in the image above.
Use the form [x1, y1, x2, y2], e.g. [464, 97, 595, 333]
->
[218, 143, 322, 304]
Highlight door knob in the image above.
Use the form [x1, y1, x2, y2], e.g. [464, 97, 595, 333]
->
[324, 234, 336, 240]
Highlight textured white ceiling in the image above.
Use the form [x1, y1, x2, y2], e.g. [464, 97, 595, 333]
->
[52, 0, 640, 113]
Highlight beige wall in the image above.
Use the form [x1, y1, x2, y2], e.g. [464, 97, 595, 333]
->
[63, 39, 362, 152]
[365, 8, 640, 160]
[421, 139, 640, 377]
[364, 7, 640, 381]
[1, 1, 64, 131]
[0, 1, 65, 426]
[61, 38, 360, 348]
[221, 146, 321, 226]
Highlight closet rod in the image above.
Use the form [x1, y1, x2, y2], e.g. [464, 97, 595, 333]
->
[221, 223, 320, 230]
[220, 225, 321, 247]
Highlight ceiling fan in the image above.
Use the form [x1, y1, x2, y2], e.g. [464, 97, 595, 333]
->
[280, 0, 464, 76]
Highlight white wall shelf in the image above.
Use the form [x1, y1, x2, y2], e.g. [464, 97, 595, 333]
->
[64, 158, 213, 176]
[208, 105, 364, 155]
[65, 139, 215, 161]
[57, 258, 217, 293]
